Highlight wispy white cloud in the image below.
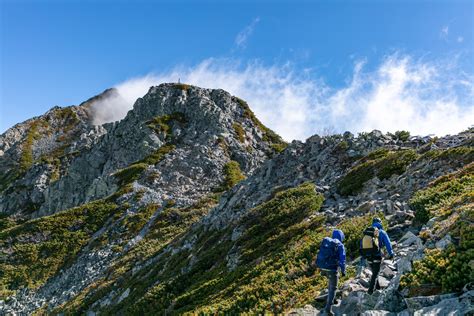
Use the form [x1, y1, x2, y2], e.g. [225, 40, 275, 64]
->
[234, 17, 260, 49]
[440, 25, 449, 40]
[90, 55, 474, 141]
[324, 55, 474, 137]
[457, 36, 464, 43]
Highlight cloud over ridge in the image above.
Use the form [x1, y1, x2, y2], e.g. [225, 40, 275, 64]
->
[90, 55, 474, 141]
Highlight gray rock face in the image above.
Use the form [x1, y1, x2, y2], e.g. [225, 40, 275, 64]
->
[1, 84, 278, 218]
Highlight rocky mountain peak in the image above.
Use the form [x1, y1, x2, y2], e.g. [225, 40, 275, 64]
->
[0, 83, 286, 218]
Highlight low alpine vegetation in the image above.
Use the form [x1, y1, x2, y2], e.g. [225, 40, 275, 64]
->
[411, 163, 474, 224]
[233, 122, 246, 143]
[222, 160, 246, 190]
[146, 112, 187, 139]
[338, 149, 418, 196]
[113, 144, 176, 187]
[0, 200, 119, 298]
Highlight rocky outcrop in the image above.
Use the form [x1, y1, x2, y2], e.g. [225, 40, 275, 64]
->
[0, 84, 283, 218]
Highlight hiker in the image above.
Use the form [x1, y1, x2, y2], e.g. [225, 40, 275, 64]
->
[359, 217, 394, 294]
[315, 229, 346, 316]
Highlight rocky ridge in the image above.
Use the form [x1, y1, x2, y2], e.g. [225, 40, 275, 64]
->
[0, 84, 472, 315]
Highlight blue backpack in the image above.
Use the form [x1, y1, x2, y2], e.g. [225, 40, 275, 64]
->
[316, 237, 339, 270]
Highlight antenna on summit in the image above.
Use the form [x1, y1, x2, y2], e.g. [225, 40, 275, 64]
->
[178, 78, 181, 83]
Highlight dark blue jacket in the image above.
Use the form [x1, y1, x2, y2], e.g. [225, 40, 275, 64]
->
[323, 230, 346, 274]
[372, 222, 394, 257]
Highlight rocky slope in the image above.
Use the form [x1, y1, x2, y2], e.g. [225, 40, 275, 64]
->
[0, 84, 472, 315]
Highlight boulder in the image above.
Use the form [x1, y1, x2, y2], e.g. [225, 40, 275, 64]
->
[285, 304, 320, 316]
[381, 266, 395, 279]
[412, 293, 473, 316]
[435, 234, 453, 250]
[360, 311, 395, 316]
[405, 293, 457, 310]
[398, 231, 423, 248]
[334, 291, 378, 315]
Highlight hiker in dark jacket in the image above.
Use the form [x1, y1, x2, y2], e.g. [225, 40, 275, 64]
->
[316, 229, 346, 316]
[364, 218, 394, 294]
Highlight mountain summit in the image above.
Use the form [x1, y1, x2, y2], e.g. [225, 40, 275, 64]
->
[0, 84, 472, 315]
[0, 83, 286, 218]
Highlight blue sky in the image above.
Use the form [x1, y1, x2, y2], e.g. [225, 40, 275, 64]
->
[1, 0, 473, 139]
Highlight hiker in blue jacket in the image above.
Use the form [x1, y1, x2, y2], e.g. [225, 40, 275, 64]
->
[316, 229, 346, 316]
[363, 217, 394, 294]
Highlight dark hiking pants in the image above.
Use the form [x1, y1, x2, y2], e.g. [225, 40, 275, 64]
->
[321, 269, 338, 312]
[368, 260, 381, 294]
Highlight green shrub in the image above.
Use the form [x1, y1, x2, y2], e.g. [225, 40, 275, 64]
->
[394, 130, 410, 141]
[19, 120, 42, 172]
[54, 107, 80, 132]
[360, 148, 389, 163]
[399, 245, 473, 295]
[377, 150, 418, 180]
[402, 163, 473, 296]
[411, 166, 473, 224]
[270, 143, 288, 153]
[140, 144, 175, 165]
[222, 161, 246, 190]
[420, 146, 474, 164]
[146, 112, 186, 138]
[121, 203, 159, 236]
[233, 122, 246, 143]
[0, 214, 17, 232]
[333, 141, 349, 153]
[113, 144, 175, 187]
[124, 182, 325, 315]
[113, 163, 148, 187]
[337, 149, 418, 196]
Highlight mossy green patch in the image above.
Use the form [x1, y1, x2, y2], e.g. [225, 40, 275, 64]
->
[140, 144, 175, 165]
[0, 214, 17, 232]
[337, 149, 418, 196]
[399, 238, 473, 296]
[54, 107, 80, 133]
[113, 163, 148, 187]
[233, 122, 246, 143]
[146, 112, 186, 139]
[222, 160, 246, 190]
[420, 146, 474, 164]
[0, 200, 118, 298]
[121, 203, 160, 236]
[113, 144, 176, 186]
[388, 130, 410, 142]
[19, 120, 42, 172]
[270, 142, 288, 153]
[411, 163, 474, 224]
